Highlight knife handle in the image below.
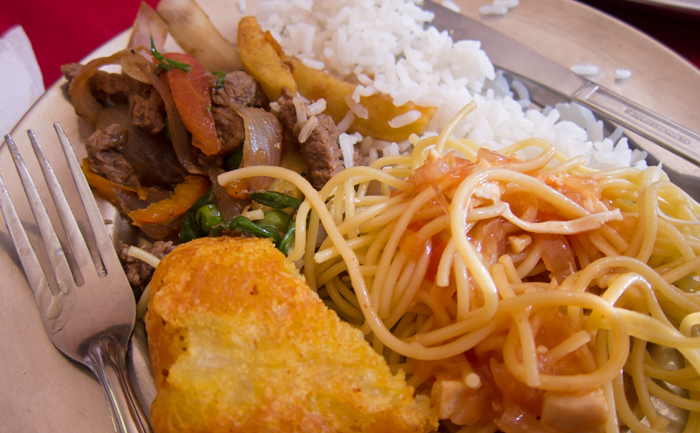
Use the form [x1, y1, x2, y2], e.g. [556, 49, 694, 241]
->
[574, 81, 700, 167]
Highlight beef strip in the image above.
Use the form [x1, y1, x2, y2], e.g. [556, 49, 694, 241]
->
[129, 90, 165, 134]
[276, 88, 298, 133]
[120, 241, 175, 291]
[200, 71, 267, 168]
[211, 106, 245, 155]
[88, 70, 152, 102]
[85, 124, 140, 187]
[209, 71, 267, 108]
[299, 115, 344, 189]
[62, 62, 165, 133]
[60, 63, 82, 81]
[276, 89, 344, 189]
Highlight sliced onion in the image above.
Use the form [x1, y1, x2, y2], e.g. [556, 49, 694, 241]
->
[230, 102, 283, 193]
[156, 0, 242, 72]
[120, 50, 155, 84]
[146, 72, 206, 175]
[128, 2, 168, 53]
[68, 50, 146, 124]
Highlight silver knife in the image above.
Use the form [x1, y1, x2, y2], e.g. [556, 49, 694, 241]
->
[422, 0, 700, 167]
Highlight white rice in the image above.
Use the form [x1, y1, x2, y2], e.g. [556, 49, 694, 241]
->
[442, 0, 460, 12]
[306, 98, 327, 116]
[382, 142, 401, 157]
[336, 110, 355, 133]
[388, 110, 422, 128]
[298, 115, 319, 143]
[292, 96, 308, 123]
[493, 0, 520, 9]
[251, 0, 646, 170]
[301, 57, 325, 70]
[344, 95, 369, 119]
[571, 64, 599, 76]
[616, 69, 632, 80]
[339, 133, 360, 168]
[479, 5, 508, 15]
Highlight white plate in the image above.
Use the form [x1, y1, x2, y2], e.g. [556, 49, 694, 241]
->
[1, 0, 700, 431]
[624, 0, 700, 13]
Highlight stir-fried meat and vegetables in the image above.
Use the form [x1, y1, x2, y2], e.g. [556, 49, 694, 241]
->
[62, 15, 376, 288]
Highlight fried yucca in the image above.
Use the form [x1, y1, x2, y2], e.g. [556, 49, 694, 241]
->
[145, 237, 436, 432]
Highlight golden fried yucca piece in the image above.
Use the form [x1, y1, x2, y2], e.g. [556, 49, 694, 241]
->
[145, 237, 437, 433]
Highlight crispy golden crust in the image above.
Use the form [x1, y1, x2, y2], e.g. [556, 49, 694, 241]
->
[145, 237, 436, 433]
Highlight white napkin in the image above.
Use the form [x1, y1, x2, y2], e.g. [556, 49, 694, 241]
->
[0, 25, 45, 137]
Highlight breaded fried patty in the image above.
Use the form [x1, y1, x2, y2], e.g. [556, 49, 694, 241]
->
[145, 237, 436, 432]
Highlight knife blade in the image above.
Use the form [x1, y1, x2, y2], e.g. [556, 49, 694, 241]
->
[421, 0, 700, 167]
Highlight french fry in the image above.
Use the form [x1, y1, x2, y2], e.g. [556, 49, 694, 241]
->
[237, 16, 297, 101]
[292, 59, 436, 143]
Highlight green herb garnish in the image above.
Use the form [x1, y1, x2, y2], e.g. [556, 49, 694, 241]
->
[278, 221, 296, 256]
[223, 145, 244, 171]
[209, 215, 282, 245]
[151, 34, 191, 74]
[178, 187, 217, 243]
[213, 71, 226, 88]
[249, 191, 303, 210]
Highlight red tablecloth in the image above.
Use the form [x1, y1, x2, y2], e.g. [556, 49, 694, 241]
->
[1, 0, 159, 87]
[2, 0, 699, 88]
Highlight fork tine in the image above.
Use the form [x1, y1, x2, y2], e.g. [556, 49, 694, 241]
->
[53, 124, 122, 273]
[0, 167, 54, 312]
[27, 130, 93, 284]
[5, 134, 75, 292]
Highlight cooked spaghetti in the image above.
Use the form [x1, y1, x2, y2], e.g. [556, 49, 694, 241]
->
[219, 102, 700, 433]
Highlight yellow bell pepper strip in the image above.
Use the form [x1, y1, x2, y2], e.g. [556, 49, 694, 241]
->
[81, 159, 148, 205]
[128, 175, 211, 226]
[164, 52, 222, 155]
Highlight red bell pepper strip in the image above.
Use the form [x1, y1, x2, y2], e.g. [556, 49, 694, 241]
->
[164, 52, 221, 155]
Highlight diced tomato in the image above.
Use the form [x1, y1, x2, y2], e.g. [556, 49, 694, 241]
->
[419, 355, 500, 426]
[408, 152, 475, 192]
[495, 403, 560, 433]
[503, 190, 539, 222]
[490, 358, 544, 418]
[472, 218, 506, 265]
[398, 228, 430, 260]
[531, 308, 587, 376]
[164, 53, 221, 155]
[535, 234, 577, 282]
[128, 175, 211, 226]
[424, 235, 448, 282]
[537, 172, 602, 212]
[430, 280, 456, 310]
[476, 148, 522, 165]
[412, 157, 450, 188]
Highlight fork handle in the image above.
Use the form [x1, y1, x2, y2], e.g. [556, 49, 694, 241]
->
[86, 336, 154, 433]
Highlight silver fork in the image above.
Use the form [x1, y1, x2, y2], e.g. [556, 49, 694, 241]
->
[0, 124, 152, 433]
